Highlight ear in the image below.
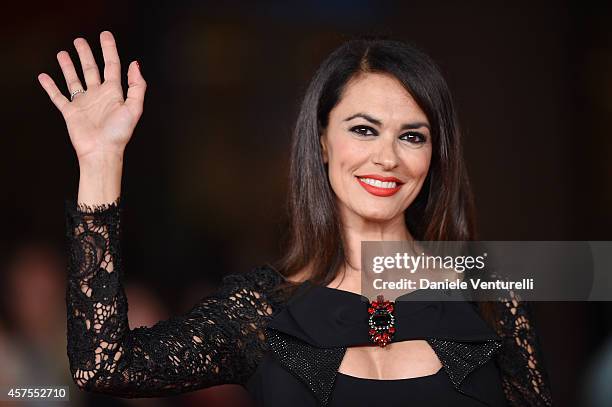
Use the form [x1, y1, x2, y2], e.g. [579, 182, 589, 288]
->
[320, 132, 328, 164]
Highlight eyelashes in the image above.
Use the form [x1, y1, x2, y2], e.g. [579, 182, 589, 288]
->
[349, 125, 427, 144]
[350, 125, 376, 137]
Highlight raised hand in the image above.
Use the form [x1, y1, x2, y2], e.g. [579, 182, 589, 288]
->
[37, 31, 146, 163]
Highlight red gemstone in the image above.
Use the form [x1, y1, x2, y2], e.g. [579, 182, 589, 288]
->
[389, 327, 396, 334]
[368, 307, 374, 314]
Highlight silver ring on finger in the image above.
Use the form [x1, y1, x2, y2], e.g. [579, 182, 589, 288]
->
[70, 89, 86, 101]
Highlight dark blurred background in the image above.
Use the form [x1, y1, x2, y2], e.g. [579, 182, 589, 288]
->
[1, 1, 611, 406]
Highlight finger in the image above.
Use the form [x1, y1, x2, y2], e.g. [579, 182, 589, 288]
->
[100, 31, 121, 83]
[125, 60, 146, 118]
[56, 50, 84, 95]
[37, 73, 70, 113]
[73, 37, 101, 87]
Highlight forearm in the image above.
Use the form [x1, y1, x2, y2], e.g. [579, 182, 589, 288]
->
[77, 152, 124, 206]
[65, 191, 283, 396]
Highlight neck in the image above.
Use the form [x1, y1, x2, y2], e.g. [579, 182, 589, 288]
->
[329, 207, 413, 291]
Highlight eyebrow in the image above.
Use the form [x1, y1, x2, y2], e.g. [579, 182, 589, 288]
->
[344, 112, 431, 131]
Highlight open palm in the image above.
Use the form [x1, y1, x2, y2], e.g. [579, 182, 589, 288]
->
[38, 31, 146, 162]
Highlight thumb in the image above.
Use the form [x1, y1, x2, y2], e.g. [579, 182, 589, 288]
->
[125, 60, 146, 118]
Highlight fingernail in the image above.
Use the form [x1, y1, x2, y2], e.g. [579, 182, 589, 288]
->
[135, 60, 142, 73]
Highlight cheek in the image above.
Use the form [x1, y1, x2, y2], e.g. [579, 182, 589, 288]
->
[328, 136, 369, 177]
[401, 148, 432, 179]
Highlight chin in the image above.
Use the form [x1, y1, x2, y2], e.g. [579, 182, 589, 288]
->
[353, 207, 398, 223]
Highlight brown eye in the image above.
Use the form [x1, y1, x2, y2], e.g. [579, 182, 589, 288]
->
[400, 132, 426, 144]
[350, 125, 377, 136]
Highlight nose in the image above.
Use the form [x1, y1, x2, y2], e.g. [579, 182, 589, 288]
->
[372, 135, 399, 171]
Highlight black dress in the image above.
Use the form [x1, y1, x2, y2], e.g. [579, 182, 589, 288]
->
[64, 197, 552, 406]
[247, 281, 507, 406]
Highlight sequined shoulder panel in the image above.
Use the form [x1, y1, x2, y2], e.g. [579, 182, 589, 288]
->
[265, 328, 345, 406]
[428, 338, 502, 387]
[266, 326, 502, 406]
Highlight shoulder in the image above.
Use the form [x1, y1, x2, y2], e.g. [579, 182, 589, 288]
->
[218, 264, 287, 296]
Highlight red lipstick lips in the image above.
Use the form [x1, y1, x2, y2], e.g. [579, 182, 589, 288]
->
[356, 174, 404, 197]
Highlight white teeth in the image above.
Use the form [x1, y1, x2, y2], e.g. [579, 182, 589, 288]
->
[359, 177, 398, 188]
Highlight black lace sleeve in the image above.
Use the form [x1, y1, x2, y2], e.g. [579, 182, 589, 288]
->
[494, 294, 553, 407]
[64, 197, 285, 398]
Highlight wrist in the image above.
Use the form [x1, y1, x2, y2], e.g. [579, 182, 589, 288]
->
[77, 155, 124, 205]
[78, 151, 124, 170]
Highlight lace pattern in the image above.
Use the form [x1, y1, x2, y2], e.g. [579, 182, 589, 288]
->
[64, 197, 553, 405]
[494, 296, 553, 406]
[65, 197, 284, 397]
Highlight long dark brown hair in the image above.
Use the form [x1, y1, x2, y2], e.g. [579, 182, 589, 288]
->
[270, 36, 492, 320]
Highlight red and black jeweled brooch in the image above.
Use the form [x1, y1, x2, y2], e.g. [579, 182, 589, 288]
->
[368, 294, 396, 347]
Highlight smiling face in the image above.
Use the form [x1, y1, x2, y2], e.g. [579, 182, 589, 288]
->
[320, 72, 432, 224]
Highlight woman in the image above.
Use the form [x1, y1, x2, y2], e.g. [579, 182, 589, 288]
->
[38, 31, 552, 406]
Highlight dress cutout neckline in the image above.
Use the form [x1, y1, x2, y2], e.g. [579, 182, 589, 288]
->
[336, 367, 444, 382]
